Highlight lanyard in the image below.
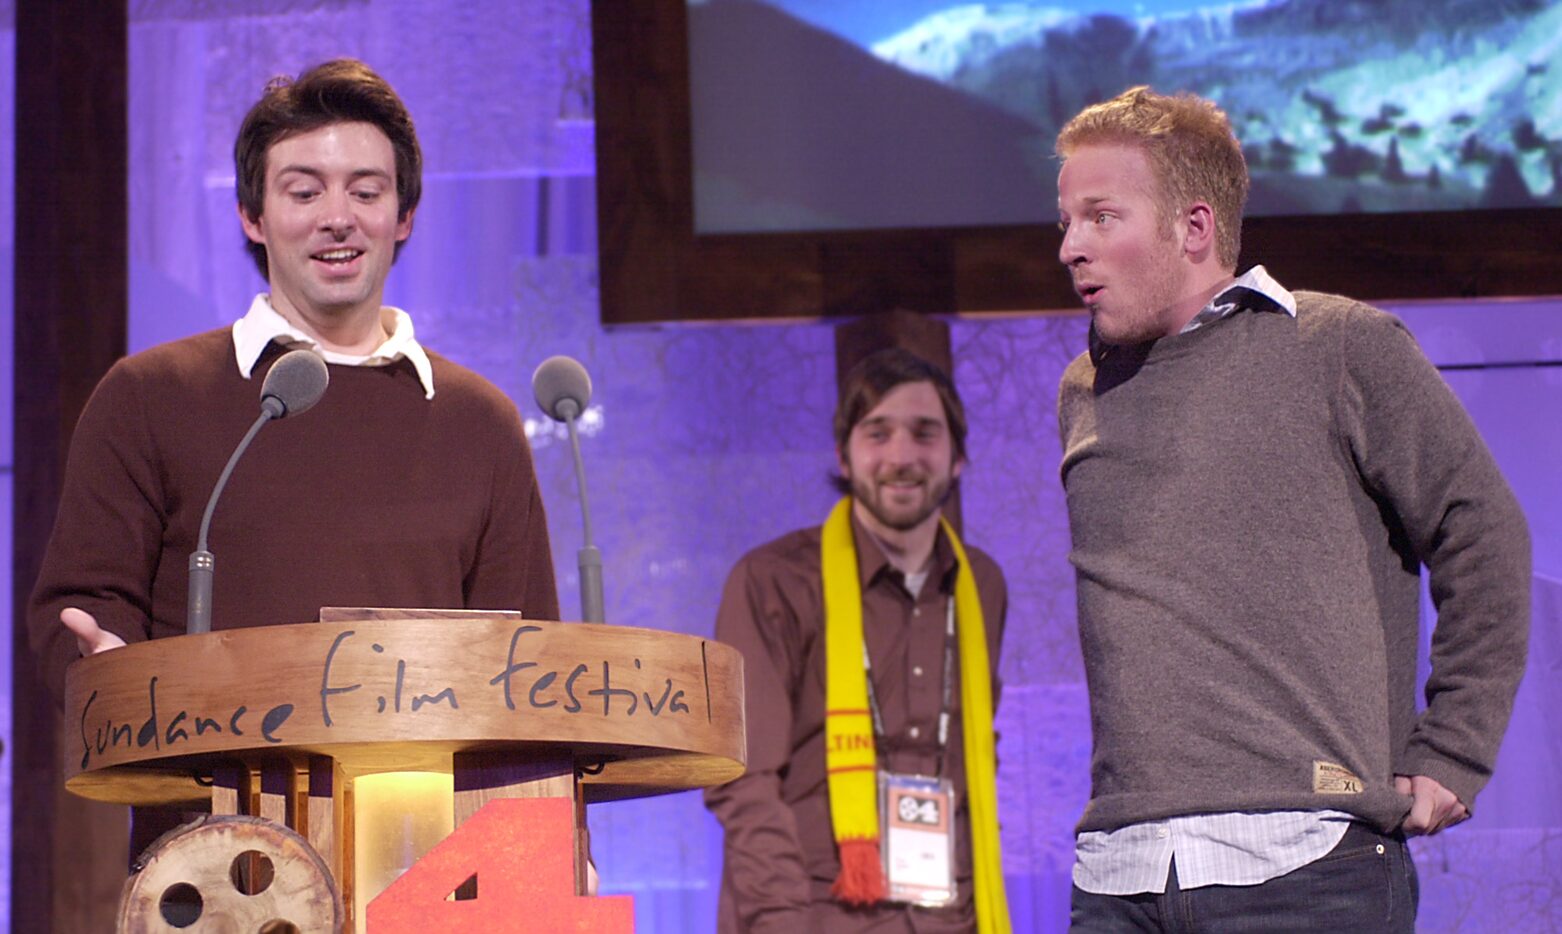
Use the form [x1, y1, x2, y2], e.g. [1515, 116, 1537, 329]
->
[862, 594, 957, 777]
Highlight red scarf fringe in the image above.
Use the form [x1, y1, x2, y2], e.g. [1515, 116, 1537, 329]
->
[831, 838, 887, 907]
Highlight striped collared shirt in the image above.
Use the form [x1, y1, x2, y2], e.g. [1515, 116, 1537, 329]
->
[1180, 264, 1296, 333]
[1073, 809, 1355, 894]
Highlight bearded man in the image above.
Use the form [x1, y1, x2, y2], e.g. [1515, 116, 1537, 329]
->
[705, 348, 1011, 933]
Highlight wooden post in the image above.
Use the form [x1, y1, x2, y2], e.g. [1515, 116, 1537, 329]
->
[11, 1, 129, 931]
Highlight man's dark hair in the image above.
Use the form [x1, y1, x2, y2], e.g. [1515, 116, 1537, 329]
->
[234, 59, 423, 279]
[831, 348, 968, 494]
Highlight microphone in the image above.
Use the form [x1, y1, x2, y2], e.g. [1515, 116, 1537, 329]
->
[532, 355, 605, 623]
[533, 354, 592, 422]
[187, 350, 330, 634]
[260, 347, 330, 419]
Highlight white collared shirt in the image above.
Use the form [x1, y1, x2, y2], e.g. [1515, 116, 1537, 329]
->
[230, 294, 437, 399]
[1074, 266, 1354, 895]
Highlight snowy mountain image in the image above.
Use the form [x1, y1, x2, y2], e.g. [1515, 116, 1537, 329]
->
[870, 0, 1562, 214]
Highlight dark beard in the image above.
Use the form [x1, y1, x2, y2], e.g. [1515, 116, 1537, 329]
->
[850, 471, 953, 532]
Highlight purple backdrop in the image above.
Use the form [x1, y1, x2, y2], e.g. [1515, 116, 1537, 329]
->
[1, 4, 1558, 932]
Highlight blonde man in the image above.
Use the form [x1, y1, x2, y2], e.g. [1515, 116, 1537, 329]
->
[1055, 87, 1529, 931]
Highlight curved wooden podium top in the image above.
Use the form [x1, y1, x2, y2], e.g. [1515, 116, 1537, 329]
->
[63, 615, 746, 806]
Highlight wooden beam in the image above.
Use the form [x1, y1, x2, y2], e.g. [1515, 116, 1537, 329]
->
[834, 310, 953, 390]
[11, 1, 130, 931]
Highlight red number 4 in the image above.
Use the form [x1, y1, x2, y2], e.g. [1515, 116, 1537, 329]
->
[366, 797, 634, 932]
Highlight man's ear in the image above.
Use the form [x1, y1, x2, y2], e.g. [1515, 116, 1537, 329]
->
[238, 202, 265, 245]
[951, 456, 966, 481]
[836, 444, 850, 480]
[395, 207, 415, 243]
[1182, 201, 1216, 258]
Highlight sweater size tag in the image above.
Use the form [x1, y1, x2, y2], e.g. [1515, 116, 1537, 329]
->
[1313, 761, 1365, 794]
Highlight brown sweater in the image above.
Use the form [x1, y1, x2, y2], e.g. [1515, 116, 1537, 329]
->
[29, 329, 559, 699]
[1058, 291, 1530, 833]
[704, 517, 1006, 933]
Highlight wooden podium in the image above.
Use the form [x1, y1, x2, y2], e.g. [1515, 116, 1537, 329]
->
[62, 609, 747, 932]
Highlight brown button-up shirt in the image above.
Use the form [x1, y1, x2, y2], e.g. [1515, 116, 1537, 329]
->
[705, 515, 1007, 933]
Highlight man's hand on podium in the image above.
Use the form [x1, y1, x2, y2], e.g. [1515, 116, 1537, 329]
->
[61, 606, 127, 657]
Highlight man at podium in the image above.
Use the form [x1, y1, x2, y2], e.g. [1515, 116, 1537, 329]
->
[706, 349, 1011, 932]
[28, 60, 558, 712]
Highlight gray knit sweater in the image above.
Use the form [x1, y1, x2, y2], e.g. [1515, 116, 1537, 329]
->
[1057, 291, 1530, 834]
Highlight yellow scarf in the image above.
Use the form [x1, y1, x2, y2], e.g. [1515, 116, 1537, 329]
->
[821, 497, 1010, 932]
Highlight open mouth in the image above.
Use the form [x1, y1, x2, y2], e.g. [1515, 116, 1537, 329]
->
[1078, 284, 1103, 301]
[313, 248, 364, 265]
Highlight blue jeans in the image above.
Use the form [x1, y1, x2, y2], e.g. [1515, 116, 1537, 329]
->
[1070, 822, 1418, 933]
